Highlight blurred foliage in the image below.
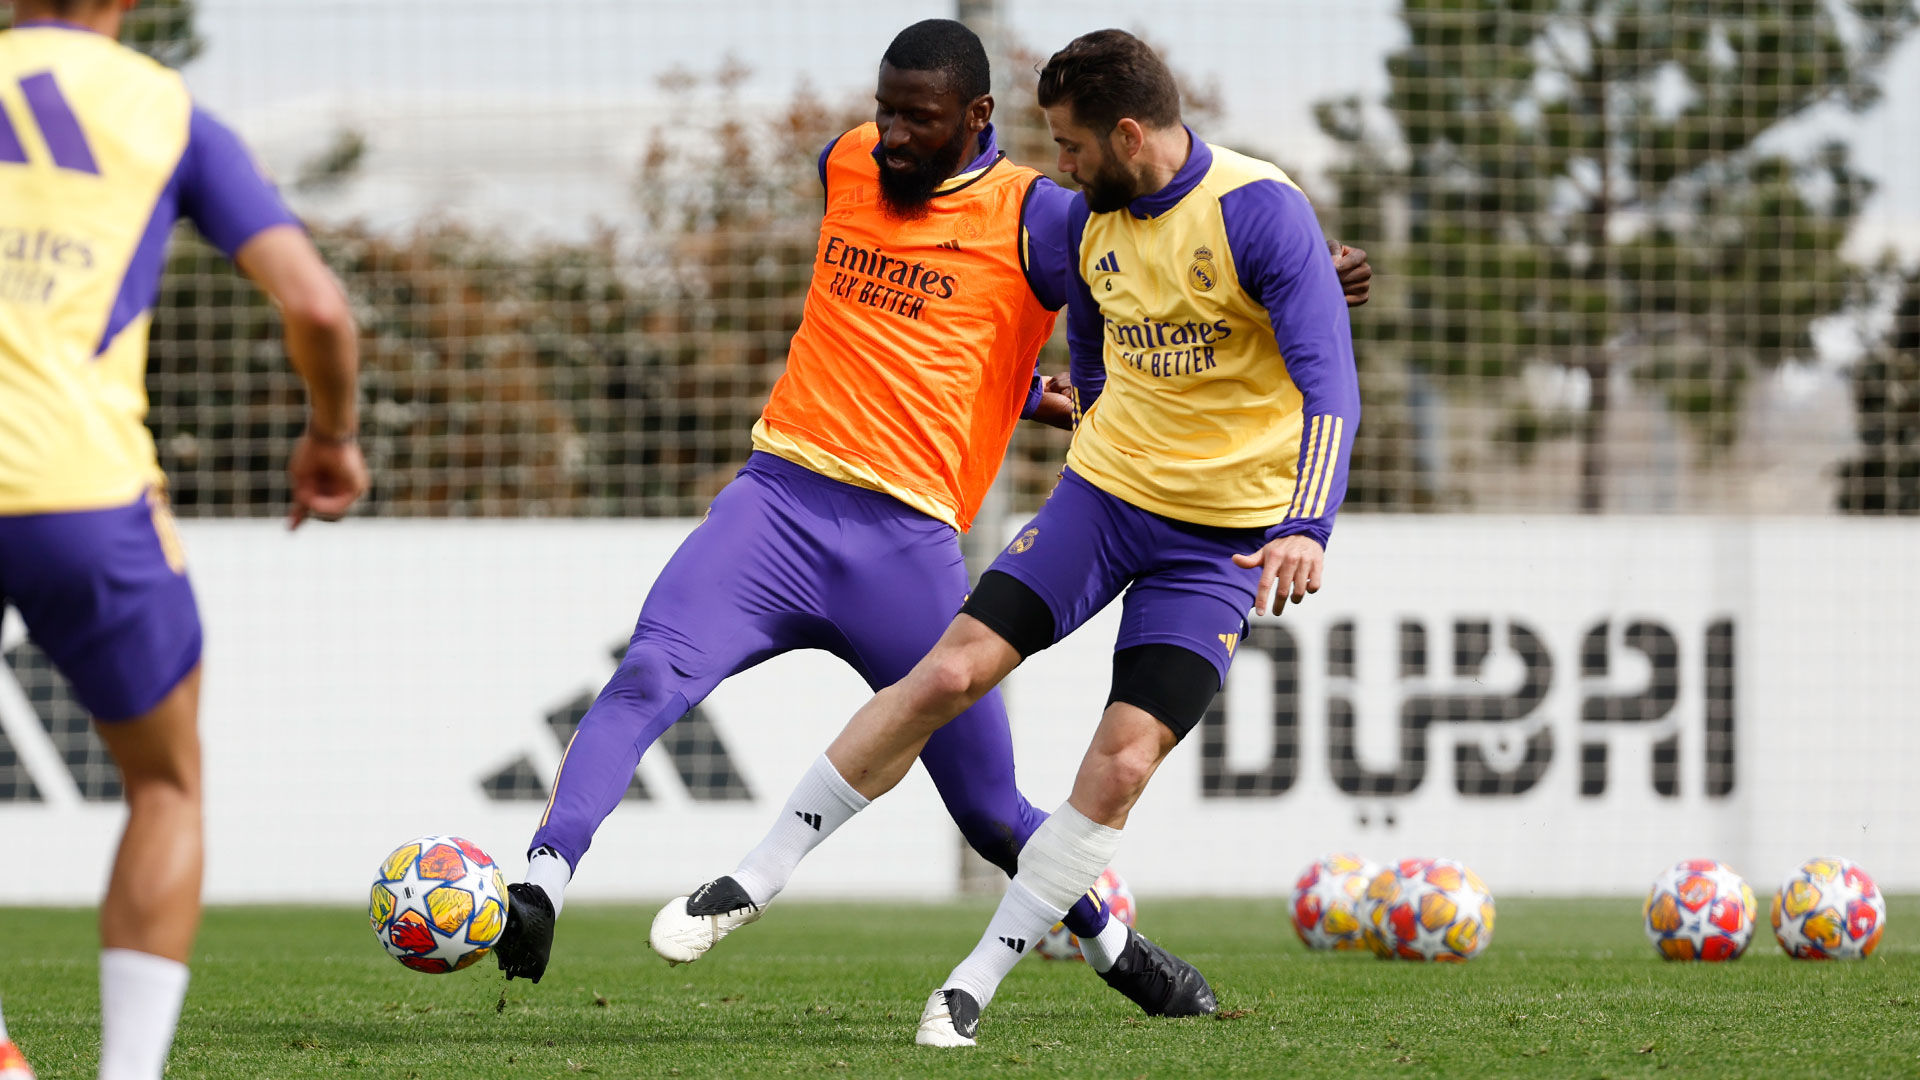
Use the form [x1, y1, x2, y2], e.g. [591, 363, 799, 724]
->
[292, 128, 368, 196]
[1837, 272, 1920, 513]
[1315, 0, 1915, 511]
[121, 0, 199, 67]
[152, 62, 865, 517]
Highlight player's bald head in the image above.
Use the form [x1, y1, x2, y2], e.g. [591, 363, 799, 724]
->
[1037, 29, 1181, 135]
[881, 18, 991, 103]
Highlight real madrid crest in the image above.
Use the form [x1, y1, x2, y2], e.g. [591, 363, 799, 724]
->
[1188, 246, 1218, 292]
[1009, 527, 1039, 554]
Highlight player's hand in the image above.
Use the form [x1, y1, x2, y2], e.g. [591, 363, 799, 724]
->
[1031, 371, 1075, 430]
[1234, 534, 1325, 615]
[287, 428, 370, 529]
[1327, 239, 1372, 307]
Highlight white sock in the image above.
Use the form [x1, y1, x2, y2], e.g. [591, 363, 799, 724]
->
[1079, 916, 1132, 972]
[730, 754, 869, 906]
[941, 803, 1122, 1010]
[1016, 803, 1122, 910]
[98, 949, 189, 1080]
[525, 847, 571, 916]
[943, 879, 1063, 1010]
[0, 993, 10, 1042]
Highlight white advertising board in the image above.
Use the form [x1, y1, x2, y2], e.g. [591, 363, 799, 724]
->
[2, 518, 1914, 903]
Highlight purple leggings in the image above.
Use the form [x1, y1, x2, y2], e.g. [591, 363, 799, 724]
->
[531, 453, 1106, 936]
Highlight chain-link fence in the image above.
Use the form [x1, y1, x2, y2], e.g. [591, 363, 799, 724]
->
[12, 0, 1920, 519]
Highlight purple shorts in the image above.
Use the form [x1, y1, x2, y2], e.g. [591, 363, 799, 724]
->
[0, 491, 202, 720]
[983, 467, 1271, 682]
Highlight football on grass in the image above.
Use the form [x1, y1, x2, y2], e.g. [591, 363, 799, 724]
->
[370, 835, 508, 973]
[1360, 857, 1496, 962]
[1290, 852, 1383, 951]
[1643, 858, 1756, 961]
[1772, 856, 1885, 960]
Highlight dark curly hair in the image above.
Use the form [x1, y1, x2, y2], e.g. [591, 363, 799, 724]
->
[882, 19, 991, 102]
[1036, 29, 1181, 133]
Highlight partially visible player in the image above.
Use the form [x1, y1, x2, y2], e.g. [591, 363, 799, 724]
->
[655, 28, 1358, 1048]
[0, 3, 366, 1077]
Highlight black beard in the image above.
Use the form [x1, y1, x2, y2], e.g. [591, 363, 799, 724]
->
[877, 124, 971, 220]
[1080, 164, 1138, 214]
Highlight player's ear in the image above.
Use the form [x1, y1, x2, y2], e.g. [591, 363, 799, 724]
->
[1113, 118, 1147, 161]
[967, 93, 994, 135]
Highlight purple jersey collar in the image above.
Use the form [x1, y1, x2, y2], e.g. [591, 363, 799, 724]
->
[868, 121, 1001, 178]
[1125, 127, 1211, 219]
[964, 122, 1002, 173]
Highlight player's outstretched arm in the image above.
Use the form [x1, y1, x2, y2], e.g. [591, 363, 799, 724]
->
[234, 226, 368, 528]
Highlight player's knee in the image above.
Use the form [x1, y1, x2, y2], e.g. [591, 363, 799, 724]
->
[1102, 744, 1160, 799]
[122, 769, 202, 819]
[911, 650, 991, 713]
[600, 643, 678, 710]
[952, 813, 1021, 877]
[109, 742, 201, 802]
[1075, 742, 1160, 820]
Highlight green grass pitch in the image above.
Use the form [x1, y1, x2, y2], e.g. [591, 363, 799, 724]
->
[5, 897, 1917, 1078]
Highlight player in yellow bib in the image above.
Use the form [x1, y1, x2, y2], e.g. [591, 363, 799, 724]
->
[0, 3, 366, 1077]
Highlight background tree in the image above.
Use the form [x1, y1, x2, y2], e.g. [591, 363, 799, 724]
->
[1837, 271, 1920, 513]
[150, 60, 864, 518]
[119, 0, 200, 67]
[1316, 0, 1915, 511]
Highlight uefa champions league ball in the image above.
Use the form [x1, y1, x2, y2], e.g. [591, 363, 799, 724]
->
[370, 835, 509, 974]
[1034, 868, 1135, 961]
[1360, 857, 1496, 962]
[1290, 852, 1383, 951]
[1772, 857, 1886, 960]
[1643, 859, 1757, 961]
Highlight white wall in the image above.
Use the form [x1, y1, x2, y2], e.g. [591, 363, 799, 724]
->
[2, 517, 1913, 904]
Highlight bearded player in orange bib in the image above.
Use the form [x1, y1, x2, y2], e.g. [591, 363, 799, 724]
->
[492, 20, 1370, 1016]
